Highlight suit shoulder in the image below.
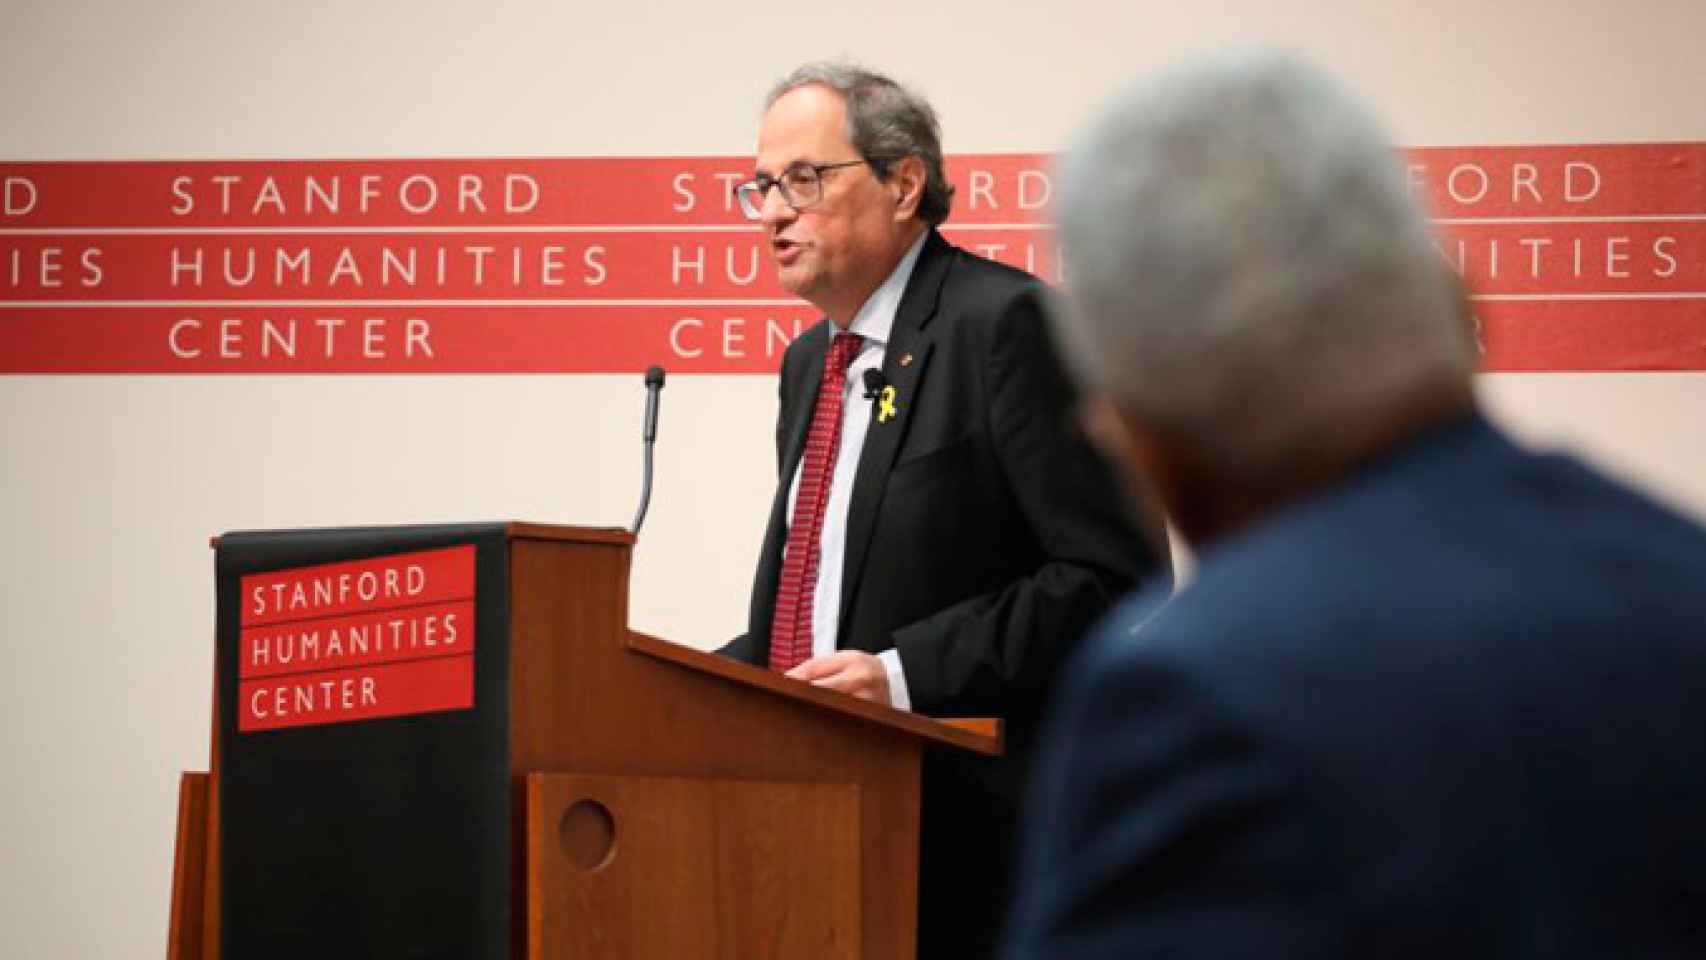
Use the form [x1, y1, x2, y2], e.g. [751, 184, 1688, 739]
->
[939, 241, 1047, 306]
[925, 243, 1053, 361]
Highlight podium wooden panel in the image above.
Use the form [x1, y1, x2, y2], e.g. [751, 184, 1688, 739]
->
[528, 773, 862, 958]
[168, 522, 998, 959]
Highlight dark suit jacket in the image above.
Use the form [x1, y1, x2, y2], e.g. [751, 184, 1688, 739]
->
[1006, 414, 1706, 958]
[722, 229, 1166, 956]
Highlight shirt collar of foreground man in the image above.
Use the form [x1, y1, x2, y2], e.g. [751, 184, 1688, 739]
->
[1002, 50, 1706, 959]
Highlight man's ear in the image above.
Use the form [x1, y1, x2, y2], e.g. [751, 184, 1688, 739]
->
[888, 156, 927, 221]
[1082, 396, 1180, 542]
[1081, 395, 1148, 486]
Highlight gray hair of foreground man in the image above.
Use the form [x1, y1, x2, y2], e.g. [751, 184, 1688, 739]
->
[767, 61, 956, 225]
[1055, 53, 1476, 487]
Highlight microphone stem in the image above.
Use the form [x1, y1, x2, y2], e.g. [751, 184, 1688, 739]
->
[631, 438, 655, 535]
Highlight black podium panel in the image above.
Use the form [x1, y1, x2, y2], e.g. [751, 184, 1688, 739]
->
[215, 523, 511, 960]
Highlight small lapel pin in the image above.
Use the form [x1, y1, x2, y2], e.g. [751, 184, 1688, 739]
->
[877, 385, 899, 424]
[898, 353, 914, 367]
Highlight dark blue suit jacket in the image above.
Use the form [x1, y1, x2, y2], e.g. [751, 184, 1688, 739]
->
[1006, 414, 1706, 958]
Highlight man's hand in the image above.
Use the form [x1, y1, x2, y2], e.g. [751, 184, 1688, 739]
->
[785, 651, 892, 705]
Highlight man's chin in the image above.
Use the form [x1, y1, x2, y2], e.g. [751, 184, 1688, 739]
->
[775, 271, 817, 302]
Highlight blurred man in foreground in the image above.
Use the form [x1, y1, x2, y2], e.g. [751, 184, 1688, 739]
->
[1005, 51, 1706, 958]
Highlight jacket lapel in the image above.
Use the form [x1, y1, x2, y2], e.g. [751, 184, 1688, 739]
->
[837, 230, 953, 635]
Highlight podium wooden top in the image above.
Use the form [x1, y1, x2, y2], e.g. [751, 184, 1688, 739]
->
[626, 632, 1003, 757]
[506, 522, 634, 546]
[213, 522, 634, 550]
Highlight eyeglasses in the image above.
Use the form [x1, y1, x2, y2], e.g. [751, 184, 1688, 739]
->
[733, 159, 872, 220]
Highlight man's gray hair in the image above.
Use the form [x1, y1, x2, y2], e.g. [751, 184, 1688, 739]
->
[1055, 51, 1475, 483]
[768, 61, 955, 225]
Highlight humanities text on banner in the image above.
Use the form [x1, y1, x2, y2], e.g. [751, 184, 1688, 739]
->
[3, 147, 1703, 373]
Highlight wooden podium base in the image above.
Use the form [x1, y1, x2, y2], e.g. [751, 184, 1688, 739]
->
[171, 770, 893, 959]
[170, 523, 999, 959]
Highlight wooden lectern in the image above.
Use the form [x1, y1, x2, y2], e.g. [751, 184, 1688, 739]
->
[167, 522, 999, 959]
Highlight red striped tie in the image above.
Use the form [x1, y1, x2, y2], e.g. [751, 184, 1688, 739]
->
[769, 332, 865, 672]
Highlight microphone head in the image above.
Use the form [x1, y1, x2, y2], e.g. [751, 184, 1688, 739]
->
[644, 365, 666, 388]
[862, 367, 885, 396]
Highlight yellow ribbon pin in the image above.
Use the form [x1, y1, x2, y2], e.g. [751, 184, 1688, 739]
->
[877, 385, 898, 423]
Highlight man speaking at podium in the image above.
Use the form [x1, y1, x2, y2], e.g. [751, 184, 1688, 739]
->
[716, 62, 1168, 955]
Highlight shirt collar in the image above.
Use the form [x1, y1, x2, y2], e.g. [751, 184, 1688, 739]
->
[841, 231, 929, 348]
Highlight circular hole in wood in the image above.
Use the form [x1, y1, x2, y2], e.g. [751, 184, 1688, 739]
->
[559, 798, 616, 872]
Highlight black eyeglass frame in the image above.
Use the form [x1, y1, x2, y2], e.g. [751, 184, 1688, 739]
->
[733, 158, 895, 220]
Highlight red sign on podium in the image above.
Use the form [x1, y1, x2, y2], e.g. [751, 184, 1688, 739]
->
[236, 544, 476, 731]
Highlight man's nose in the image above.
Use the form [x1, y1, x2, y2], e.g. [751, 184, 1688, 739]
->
[760, 184, 796, 227]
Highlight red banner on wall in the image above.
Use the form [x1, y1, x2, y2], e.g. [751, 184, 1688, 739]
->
[3, 147, 1703, 373]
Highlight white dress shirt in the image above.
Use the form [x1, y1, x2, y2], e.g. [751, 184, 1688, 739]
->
[785, 232, 928, 710]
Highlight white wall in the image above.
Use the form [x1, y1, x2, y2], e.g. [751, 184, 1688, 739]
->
[3, 1, 1704, 956]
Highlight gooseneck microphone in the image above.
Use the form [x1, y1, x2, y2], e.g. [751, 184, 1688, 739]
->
[862, 367, 887, 401]
[630, 365, 666, 535]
